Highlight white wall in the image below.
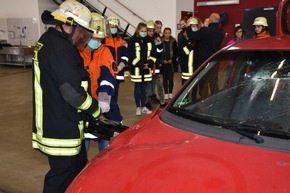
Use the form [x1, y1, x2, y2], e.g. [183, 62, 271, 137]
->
[176, 0, 194, 37]
[0, 0, 39, 18]
[0, 0, 57, 46]
[0, 0, 194, 45]
[88, 0, 193, 38]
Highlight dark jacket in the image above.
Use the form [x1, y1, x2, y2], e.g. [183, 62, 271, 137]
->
[128, 33, 157, 82]
[32, 27, 99, 156]
[152, 33, 164, 74]
[103, 34, 129, 82]
[177, 30, 196, 80]
[186, 23, 224, 67]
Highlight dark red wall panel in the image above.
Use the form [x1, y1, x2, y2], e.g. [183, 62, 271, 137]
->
[193, 0, 281, 46]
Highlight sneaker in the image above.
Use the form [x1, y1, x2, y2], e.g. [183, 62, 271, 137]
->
[142, 107, 152, 114]
[164, 94, 169, 100]
[136, 107, 141, 116]
[169, 93, 173, 99]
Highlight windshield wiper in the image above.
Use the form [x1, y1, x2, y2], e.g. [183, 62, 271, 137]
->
[221, 121, 290, 143]
[169, 107, 266, 143]
[169, 107, 290, 143]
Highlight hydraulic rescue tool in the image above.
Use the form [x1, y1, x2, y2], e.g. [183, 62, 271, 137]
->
[84, 116, 129, 140]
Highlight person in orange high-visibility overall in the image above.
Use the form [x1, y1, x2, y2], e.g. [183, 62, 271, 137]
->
[79, 12, 118, 152]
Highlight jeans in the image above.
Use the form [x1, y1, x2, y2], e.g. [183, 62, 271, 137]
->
[85, 138, 110, 152]
[134, 82, 146, 107]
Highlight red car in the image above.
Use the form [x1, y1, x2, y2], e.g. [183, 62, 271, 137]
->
[66, 1, 290, 192]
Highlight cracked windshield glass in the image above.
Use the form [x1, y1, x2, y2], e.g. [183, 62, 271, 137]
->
[172, 50, 290, 135]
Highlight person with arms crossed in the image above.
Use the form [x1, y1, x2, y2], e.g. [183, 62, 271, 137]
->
[128, 22, 157, 116]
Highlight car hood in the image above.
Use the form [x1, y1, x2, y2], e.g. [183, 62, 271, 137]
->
[66, 113, 290, 193]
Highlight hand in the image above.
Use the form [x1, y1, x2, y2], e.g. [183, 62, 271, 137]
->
[168, 60, 172, 64]
[117, 62, 126, 72]
[143, 64, 149, 69]
[98, 92, 111, 113]
[163, 60, 168, 64]
[99, 101, 110, 113]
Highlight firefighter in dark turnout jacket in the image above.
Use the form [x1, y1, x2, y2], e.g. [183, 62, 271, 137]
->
[32, 1, 101, 192]
[128, 22, 157, 115]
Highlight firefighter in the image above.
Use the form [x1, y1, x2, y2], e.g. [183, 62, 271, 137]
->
[103, 15, 128, 123]
[179, 17, 199, 84]
[128, 22, 157, 115]
[252, 17, 270, 38]
[146, 20, 166, 107]
[79, 13, 118, 152]
[32, 1, 101, 192]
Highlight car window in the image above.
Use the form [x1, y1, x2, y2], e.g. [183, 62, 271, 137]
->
[171, 50, 290, 135]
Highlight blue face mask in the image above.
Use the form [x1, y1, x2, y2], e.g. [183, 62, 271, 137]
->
[110, 27, 118, 35]
[191, 27, 198, 32]
[87, 39, 102, 50]
[155, 41, 162, 46]
[139, 32, 147, 38]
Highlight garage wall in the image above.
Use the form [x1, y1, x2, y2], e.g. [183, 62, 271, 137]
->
[194, 0, 281, 47]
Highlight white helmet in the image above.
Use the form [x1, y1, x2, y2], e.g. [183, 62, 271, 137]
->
[107, 16, 120, 26]
[90, 12, 108, 38]
[252, 17, 268, 27]
[51, 0, 92, 30]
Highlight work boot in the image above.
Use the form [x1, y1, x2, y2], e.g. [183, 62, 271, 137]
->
[159, 102, 167, 109]
[145, 102, 153, 110]
[150, 94, 160, 104]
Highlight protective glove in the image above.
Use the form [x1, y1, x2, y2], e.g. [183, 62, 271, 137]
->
[98, 92, 111, 113]
[117, 62, 126, 72]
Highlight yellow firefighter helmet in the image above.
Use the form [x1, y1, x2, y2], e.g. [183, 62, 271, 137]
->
[252, 17, 268, 27]
[90, 12, 108, 38]
[146, 20, 156, 29]
[107, 16, 120, 26]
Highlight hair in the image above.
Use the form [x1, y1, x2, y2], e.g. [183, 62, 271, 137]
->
[155, 20, 163, 26]
[135, 22, 147, 36]
[161, 27, 174, 41]
[234, 25, 245, 39]
[180, 17, 187, 23]
[163, 27, 171, 33]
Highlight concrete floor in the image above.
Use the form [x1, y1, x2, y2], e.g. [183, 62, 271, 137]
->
[0, 65, 182, 193]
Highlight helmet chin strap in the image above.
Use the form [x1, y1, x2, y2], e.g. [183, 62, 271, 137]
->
[59, 24, 77, 44]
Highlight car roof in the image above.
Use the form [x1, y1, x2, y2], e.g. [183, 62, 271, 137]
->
[227, 35, 290, 51]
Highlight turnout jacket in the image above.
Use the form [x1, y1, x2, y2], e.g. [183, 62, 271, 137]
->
[152, 33, 164, 75]
[128, 33, 157, 82]
[103, 34, 129, 82]
[178, 32, 195, 80]
[79, 45, 117, 100]
[32, 27, 100, 157]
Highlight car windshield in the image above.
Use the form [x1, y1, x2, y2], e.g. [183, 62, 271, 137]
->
[170, 50, 290, 137]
